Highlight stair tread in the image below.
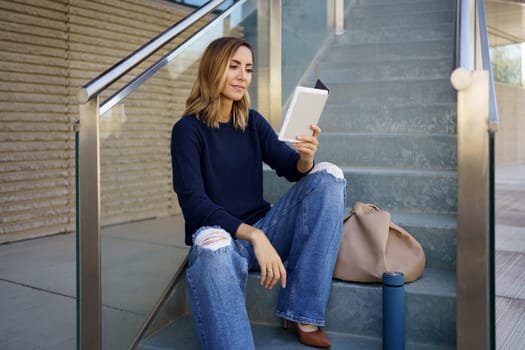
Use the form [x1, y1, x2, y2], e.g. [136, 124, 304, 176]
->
[263, 165, 457, 177]
[330, 38, 453, 49]
[390, 211, 456, 229]
[141, 314, 454, 350]
[351, 0, 455, 15]
[319, 131, 456, 137]
[347, 9, 454, 23]
[344, 23, 453, 32]
[318, 56, 452, 68]
[339, 165, 457, 177]
[327, 267, 456, 298]
[326, 78, 453, 87]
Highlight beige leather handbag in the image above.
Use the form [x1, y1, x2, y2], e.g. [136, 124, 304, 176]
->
[333, 202, 426, 283]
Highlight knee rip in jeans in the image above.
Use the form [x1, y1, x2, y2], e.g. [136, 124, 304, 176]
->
[194, 228, 232, 251]
[310, 162, 344, 179]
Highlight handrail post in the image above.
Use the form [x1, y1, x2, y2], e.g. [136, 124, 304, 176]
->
[456, 69, 490, 350]
[453, 0, 495, 349]
[78, 97, 101, 350]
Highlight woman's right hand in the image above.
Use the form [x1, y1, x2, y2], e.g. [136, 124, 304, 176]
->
[235, 224, 286, 289]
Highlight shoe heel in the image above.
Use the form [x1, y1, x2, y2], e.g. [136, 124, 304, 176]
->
[281, 318, 289, 330]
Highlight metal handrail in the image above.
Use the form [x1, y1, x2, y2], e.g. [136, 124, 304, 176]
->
[477, 0, 499, 131]
[477, 2, 498, 349]
[451, 0, 500, 133]
[100, 0, 245, 115]
[451, 0, 472, 90]
[77, 0, 226, 104]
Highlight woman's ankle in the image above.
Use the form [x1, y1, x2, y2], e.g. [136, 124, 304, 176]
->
[297, 323, 319, 333]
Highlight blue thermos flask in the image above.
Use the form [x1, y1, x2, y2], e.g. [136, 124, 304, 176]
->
[383, 272, 405, 350]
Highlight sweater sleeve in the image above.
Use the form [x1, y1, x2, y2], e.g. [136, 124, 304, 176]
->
[170, 117, 243, 239]
[253, 111, 307, 182]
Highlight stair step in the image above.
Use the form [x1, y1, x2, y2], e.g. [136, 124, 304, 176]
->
[262, 167, 455, 269]
[351, 0, 456, 18]
[325, 40, 453, 63]
[335, 24, 453, 45]
[316, 132, 457, 170]
[320, 103, 457, 134]
[264, 170, 457, 270]
[140, 268, 456, 349]
[355, 0, 453, 4]
[346, 9, 454, 28]
[140, 314, 454, 350]
[345, 167, 457, 213]
[390, 212, 456, 270]
[313, 57, 453, 83]
[263, 167, 457, 268]
[245, 268, 455, 347]
[327, 79, 456, 106]
[264, 166, 456, 213]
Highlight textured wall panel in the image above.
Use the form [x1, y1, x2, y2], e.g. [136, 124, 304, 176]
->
[0, 0, 69, 241]
[0, 0, 210, 241]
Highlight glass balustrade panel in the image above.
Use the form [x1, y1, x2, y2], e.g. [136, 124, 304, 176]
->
[96, 2, 266, 348]
[281, 0, 331, 104]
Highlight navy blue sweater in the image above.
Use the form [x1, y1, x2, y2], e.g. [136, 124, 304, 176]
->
[171, 109, 306, 245]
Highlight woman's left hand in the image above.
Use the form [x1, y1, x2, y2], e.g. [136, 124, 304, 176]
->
[294, 124, 321, 173]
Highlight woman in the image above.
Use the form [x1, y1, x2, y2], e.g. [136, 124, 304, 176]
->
[171, 36, 346, 349]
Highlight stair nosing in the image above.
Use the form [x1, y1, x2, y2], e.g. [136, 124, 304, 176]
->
[339, 166, 457, 177]
[329, 38, 454, 50]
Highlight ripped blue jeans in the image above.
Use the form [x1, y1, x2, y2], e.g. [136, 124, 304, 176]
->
[185, 162, 346, 350]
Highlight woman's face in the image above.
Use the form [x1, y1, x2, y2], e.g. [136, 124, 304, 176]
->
[220, 45, 253, 102]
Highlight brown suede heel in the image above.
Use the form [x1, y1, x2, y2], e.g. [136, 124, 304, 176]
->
[282, 318, 332, 348]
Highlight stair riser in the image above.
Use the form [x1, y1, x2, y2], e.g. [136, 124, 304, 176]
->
[316, 133, 457, 170]
[346, 171, 457, 214]
[324, 41, 453, 63]
[405, 293, 456, 345]
[346, 10, 454, 28]
[245, 276, 456, 346]
[335, 25, 453, 45]
[352, 1, 456, 17]
[402, 223, 456, 270]
[356, 0, 453, 4]
[328, 283, 456, 346]
[314, 59, 453, 82]
[328, 80, 456, 106]
[320, 104, 457, 134]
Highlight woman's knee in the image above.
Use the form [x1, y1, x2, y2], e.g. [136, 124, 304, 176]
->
[193, 227, 232, 251]
[187, 227, 248, 294]
[188, 227, 234, 271]
[310, 162, 345, 180]
[308, 162, 346, 208]
[189, 227, 247, 275]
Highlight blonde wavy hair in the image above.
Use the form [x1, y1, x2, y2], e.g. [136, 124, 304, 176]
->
[184, 37, 254, 130]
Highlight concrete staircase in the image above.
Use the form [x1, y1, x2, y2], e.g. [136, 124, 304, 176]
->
[139, 0, 458, 348]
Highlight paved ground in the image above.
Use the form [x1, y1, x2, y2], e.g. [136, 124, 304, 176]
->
[0, 216, 188, 350]
[0, 165, 523, 349]
[495, 164, 525, 350]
